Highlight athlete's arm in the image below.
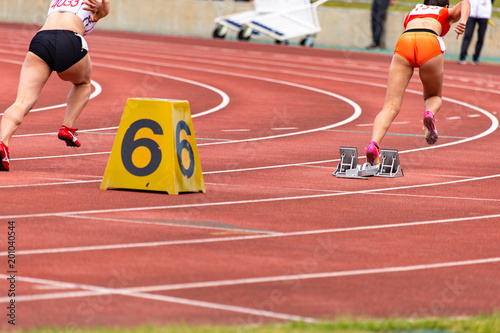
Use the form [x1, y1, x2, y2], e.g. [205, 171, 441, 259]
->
[93, 0, 110, 21]
[83, 0, 110, 22]
[448, 0, 470, 38]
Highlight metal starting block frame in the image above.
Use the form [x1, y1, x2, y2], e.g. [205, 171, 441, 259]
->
[377, 148, 404, 178]
[332, 146, 403, 179]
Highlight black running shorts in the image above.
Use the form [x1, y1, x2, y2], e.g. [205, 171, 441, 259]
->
[29, 30, 88, 73]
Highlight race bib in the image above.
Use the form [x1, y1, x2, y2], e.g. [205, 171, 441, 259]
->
[409, 4, 441, 16]
[50, 0, 83, 11]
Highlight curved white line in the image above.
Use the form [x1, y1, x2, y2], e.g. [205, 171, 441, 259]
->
[0, 274, 315, 323]
[0, 58, 103, 115]
[0, 55, 222, 117]
[397, 90, 499, 154]
[200, 82, 361, 146]
[0, 211, 498, 256]
[2, 173, 499, 220]
[92, 63, 230, 118]
[94, 54, 497, 149]
[0, 81, 102, 114]
[28, 80, 103, 113]
[90, 59, 361, 145]
[95, 47, 500, 95]
[3, 54, 498, 165]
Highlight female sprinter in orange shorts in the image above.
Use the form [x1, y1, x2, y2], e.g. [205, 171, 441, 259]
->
[0, 0, 110, 171]
[366, 0, 470, 165]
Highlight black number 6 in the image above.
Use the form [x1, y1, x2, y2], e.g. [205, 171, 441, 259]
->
[121, 119, 163, 177]
[176, 121, 195, 178]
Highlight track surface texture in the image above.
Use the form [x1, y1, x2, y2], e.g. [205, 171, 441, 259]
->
[0, 23, 499, 329]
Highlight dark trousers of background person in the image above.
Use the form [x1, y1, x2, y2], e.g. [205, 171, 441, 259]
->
[459, 17, 489, 62]
[370, 0, 391, 47]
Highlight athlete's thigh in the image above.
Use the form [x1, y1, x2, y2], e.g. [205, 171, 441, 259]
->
[57, 54, 92, 85]
[419, 54, 444, 100]
[16, 52, 52, 107]
[384, 54, 414, 108]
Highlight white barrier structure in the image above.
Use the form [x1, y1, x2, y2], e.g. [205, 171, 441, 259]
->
[1, 0, 499, 58]
[213, 0, 285, 40]
[243, 0, 328, 46]
[213, 0, 328, 46]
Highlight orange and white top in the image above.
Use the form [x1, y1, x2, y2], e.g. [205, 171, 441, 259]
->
[404, 4, 451, 37]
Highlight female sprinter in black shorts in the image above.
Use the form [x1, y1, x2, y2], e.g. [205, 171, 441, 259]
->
[0, 0, 110, 171]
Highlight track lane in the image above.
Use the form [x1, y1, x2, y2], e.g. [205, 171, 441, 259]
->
[0, 24, 499, 329]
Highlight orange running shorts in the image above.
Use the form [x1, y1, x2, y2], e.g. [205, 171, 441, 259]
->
[394, 29, 445, 67]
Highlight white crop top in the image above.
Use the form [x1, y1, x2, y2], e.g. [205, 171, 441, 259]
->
[48, 0, 97, 36]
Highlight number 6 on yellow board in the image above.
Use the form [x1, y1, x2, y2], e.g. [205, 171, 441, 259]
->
[100, 98, 206, 195]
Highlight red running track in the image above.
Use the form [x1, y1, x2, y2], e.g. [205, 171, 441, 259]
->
[0, 22, 499, 329]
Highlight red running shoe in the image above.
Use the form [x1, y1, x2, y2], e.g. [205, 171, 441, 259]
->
[366, 141, 380, 166]
[423, 111, 438, 145]
[58, 125, 81, 147]
[0, 141, 10, 171]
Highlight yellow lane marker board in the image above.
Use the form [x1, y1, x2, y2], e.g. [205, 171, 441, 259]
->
[101, 98, 206, 195]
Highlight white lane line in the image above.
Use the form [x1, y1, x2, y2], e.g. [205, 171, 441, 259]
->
[3, 43, 500, 95]
[91, 60, 363, 145]
[11, 151, 110, 162]
[0, 274, 315, 323]
[0, 55, 227, 125]
[113, 49, 494, 148]
[1, 256, 498, 309]
[0, 180, 101, 189]
[60, 214, 279, 235]
[368, 192, 500, 202]
[88, 45, 500, 95]
[203, 92, 498, 171]
[92, 62, 230, 119]
[221, 129, 251, 132]
[12, 126, 119, 139]
[3, 54, 497, 165]
[27, 80, 103, 113]
[271, 127, 299, 130]
[1, 173, 499, 221]
[60, 257, 500, 293]
[396, 94, 498, 155]
[1, 212, 499, 257]
[7, 60, 362, 161]
[0, 57, 102, 115]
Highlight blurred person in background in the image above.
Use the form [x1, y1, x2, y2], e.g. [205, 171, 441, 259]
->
[367, 0, 396, 49]
[458, 0, 494, 64]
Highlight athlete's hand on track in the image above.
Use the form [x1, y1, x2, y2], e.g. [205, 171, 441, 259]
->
[83, 0, 103, 21]
[455, 21, 467, 39]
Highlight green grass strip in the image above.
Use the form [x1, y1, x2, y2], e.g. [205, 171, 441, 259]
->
[11, 312, 500, 333]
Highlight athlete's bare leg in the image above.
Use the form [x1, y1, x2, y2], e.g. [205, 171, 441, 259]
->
[419, 53, 444, 116]
[370, 54, 414, 145]
[57, 54, 92, 128]
[0, 52, 52, 147]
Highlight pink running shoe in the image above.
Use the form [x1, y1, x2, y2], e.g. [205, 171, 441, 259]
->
[58, 125, 81, 147]
[423, 111, 438, 145]
[366, 141, 380, 166]
[0, 141, 10, 171]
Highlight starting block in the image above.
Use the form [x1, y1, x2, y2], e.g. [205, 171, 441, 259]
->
[332, 146, 403, 179]
[376, 148, 404, 178]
